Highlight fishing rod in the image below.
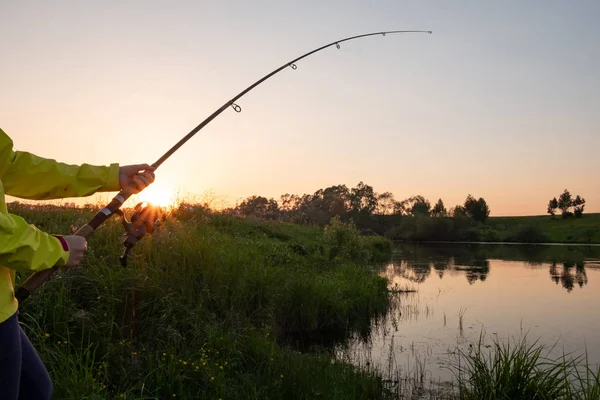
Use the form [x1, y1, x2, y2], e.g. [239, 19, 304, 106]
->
[15, 29, 431, 302]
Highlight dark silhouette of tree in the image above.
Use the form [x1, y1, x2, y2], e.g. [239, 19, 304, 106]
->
[394, 195, 431, 217]
[431, 198, 447, 217]
[410, 196, 431, 216]
[349, 182, 378, 216]
[237, 195, 279, 219]
[547, 197, 558, 216]
[376, 192, 396, 215]
[450, 205, 468, 217]
[464, 194, 490, 223]
[558, 189, 573, 218]
[573, 195, 586, 218]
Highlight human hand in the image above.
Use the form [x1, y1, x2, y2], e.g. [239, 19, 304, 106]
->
[119, 164, 156, 193]
[62, 235, 88, 267]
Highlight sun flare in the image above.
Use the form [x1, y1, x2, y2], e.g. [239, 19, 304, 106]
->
[136, 182, 178, 208]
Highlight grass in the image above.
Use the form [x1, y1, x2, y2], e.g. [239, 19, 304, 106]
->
[383, 213, 600, 244]
[487, 213, 600, 244]
[10, 201, 393, 399]
[452, 332, 600, 400]
[7, 201, 600, 399]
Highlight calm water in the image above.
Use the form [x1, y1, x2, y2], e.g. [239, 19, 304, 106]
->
[341, 243, 600, 385]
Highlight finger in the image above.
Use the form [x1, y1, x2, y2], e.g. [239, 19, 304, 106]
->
[137, 173, 155, 187]
[129, 163, 155, 172]
[133, 175, 149, 189]
[142, 171, 155, 184]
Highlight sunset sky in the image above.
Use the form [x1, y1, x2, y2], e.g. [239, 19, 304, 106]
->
[1, 1, 598, 216]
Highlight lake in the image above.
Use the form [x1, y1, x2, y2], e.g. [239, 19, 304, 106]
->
[339, 242, 600, 394]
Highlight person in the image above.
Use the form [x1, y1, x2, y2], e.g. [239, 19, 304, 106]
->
[0, 127, 155, 399]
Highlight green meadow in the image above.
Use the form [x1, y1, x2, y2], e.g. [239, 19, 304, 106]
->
[8, 202, 600, 399]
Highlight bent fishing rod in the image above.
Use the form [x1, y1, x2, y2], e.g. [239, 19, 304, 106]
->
[15, 29, 431, 302]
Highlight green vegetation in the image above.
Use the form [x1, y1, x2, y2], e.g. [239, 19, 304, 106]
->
[8, 201, 600, 399]
[454, 333, 600, 400]
[231, 182, 598, 244]
[487, 213, 600, 244]
[10, 202, 393, 399]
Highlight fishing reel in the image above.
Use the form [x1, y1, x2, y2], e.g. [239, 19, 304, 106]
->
[114, 202, 161, 267]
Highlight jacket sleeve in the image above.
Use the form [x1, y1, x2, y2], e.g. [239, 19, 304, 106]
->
[0, 128, 120, 200]
[0, 212, 69, 273]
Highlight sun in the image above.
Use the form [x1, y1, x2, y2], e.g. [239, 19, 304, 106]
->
[136, 182, 178, 208]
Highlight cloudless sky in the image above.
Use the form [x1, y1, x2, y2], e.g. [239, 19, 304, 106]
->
[1, 1, 598, 215]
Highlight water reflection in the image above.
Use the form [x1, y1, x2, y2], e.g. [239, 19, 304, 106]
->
[549, 262, 588, 292]
[340, 243, 600, 396]
[389, 243, 600, 292]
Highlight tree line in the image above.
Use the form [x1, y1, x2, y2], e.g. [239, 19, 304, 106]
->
[229, 181, 490, 229]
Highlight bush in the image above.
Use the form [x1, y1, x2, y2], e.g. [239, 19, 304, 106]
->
[504, 224, 550, 243]
[323, 216, 371, 263]
[361, 236, 394, 263]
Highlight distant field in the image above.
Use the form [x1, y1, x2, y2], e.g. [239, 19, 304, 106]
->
[487, 213, 600, 244]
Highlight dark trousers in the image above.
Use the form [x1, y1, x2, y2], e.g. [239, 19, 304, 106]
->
[0, 312, 53, 400]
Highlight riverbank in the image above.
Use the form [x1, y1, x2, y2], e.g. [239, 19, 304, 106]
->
[486, 213, 600, 244]
[382, 213, 600, 245]
[8, 202, 600, 399]
[10, 202, 393, 399]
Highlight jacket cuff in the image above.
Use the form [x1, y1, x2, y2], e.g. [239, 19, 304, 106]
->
[52, 235, 70, 266]
[104, 163, 121, 192]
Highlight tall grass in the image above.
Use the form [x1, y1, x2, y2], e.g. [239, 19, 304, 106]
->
[452, 332, 600, 400]
[11, 202, 394, 399]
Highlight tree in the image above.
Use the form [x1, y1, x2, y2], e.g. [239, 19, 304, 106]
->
[410, 196, 431, 216]
[431, 198, 447, 217]
[375, 192, 396, 215]
[547, 197, 558, 216]
[393, 195, 431, 217]
[463, 194, 490, 223]
[450, 205, 467, 217]
[573, 195, 586, 218]
[349, 181, 378, 216]
[237, 195, 279, 219]
[557, 189, 573, 218]
[321, 185, 350, 218]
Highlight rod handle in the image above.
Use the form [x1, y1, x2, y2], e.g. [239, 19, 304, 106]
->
[14, 224, 95, 302]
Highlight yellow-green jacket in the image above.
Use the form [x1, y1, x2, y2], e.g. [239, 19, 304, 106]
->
[0, 128, 120, 323]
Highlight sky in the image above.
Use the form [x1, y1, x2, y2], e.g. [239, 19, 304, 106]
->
[1, 1, 598, 216]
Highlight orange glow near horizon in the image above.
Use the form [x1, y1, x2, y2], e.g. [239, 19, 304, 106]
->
[134, 182, 179, 209]
[1, 2, 598, 216]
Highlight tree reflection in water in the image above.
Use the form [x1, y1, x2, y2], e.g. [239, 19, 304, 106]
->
[388, 243, 600, 292]
[549, 261, 588, 292]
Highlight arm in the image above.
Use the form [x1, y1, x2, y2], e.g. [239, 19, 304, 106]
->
[0, 128, 120, 200]
[0, 212, 69, 273]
